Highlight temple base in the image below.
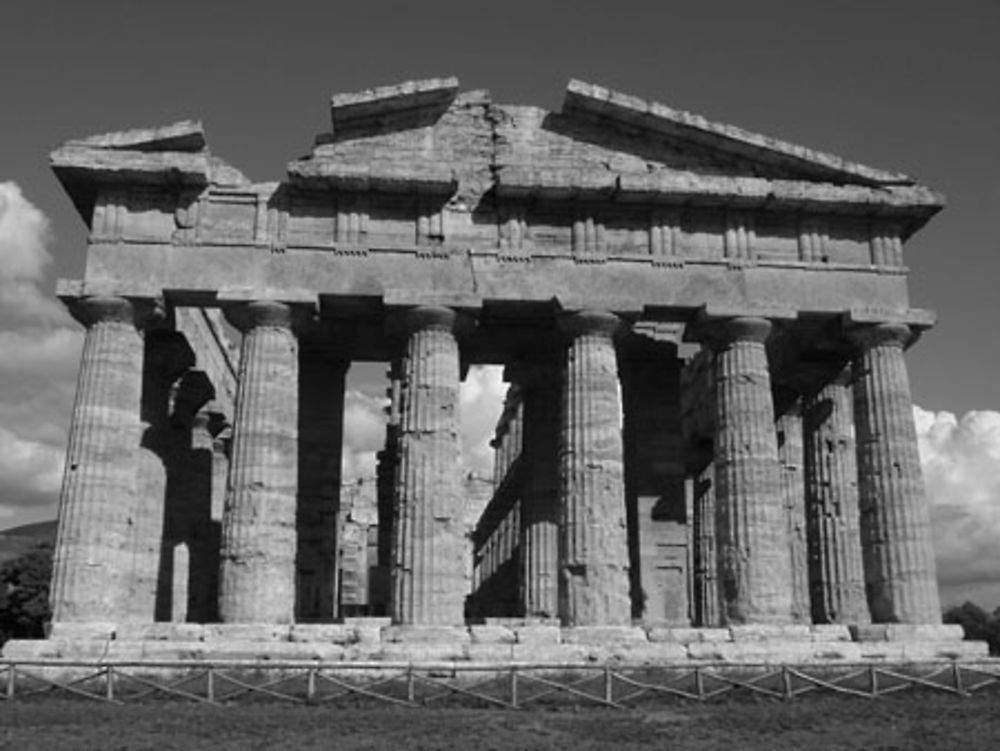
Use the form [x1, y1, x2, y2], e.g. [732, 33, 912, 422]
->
[4, 621, 987, 670]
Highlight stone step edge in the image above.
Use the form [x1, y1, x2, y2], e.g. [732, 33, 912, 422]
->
[44, 622, 967, 646]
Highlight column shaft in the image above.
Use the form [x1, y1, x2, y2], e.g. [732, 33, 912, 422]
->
[518, 365, 561, 618]
[777, 407, 810, 624]
[392, 307, 466, 625]
[296, 347, 346, 622]
[852, 324, 941, 623]
[803, 374, 870, 623]
[710, 318, 793, 624]
[50, 297, 147, 622]
[559, 311, 631, 625]
[692, 464, 719, 626]
[218, 301, 301, 623]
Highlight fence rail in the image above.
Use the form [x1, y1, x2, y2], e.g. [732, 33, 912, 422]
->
[1, 659, 998, 708]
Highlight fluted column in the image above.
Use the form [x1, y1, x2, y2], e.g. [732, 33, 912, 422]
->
[295, 345, 347, 622]
[708, 317, 793, 624]
[558, 311, 631, 626]
[391, 306, 468, 625]
[50, 296, 157, 622]
[218, 300, 305, 623]
[692, 463, 719, 626]
[802, 369, 870, 624]
[850, 323, 940, 623]
[513, 363, 561, 619]
[776, 405, 810, 624]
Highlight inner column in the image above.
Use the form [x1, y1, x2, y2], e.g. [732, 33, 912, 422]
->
[558, 310, 631, 626]
[510, 362, 561, 619]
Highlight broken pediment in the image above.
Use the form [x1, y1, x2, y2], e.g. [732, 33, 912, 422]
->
[288, 77, 941, 229]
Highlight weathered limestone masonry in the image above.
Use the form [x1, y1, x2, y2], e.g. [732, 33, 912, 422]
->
[9, 77, 984, 665]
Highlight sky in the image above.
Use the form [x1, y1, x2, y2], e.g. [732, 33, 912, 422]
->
[0, 0, 997, 607]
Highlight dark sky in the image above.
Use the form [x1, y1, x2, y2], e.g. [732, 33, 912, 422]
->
[2, 0, 997, 411]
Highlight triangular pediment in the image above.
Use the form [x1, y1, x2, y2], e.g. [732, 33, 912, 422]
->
[286, 78, 939, 225]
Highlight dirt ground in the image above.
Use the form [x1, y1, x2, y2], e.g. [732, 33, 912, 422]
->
[1, 693, 998, 750]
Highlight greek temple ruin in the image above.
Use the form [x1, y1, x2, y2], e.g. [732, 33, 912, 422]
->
[7, 78, 984, 664]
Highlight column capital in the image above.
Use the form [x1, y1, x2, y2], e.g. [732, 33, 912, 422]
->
[558, 309, 622, 339]
[388, 305, 474, 338]
[700, 316, 772, 351]
[847, 322, 913, 352]
[223, 300, 313, 334]
[66, 295, 166, 330]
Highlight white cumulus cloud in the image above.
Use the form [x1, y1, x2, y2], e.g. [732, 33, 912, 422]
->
[915, 406, 1000, 608]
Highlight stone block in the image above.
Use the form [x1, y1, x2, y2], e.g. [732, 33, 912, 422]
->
[199, 640, 326, 661]
[603, 642, 689, 664]
[465, 643, 515, 662]
[664, 628, 731, 644]
[729, 625, 812, 642]
[646, 627, 681, 643]
[809, 625, 853, 642]
[510, 644, 590, 664]
[382, 625, 470, 644]
[2, 638, 107, 660]
[562, 626, 648, 645]
[203, 624, 291, 642]
[884, 624, 965, 642]
[47, 622, 116, 640]
[342, 616, 392, 628]
[689, 641, 847, 664]
[901, 640, 989, 661]
[514, 625, 561, 645]
[856, 642, 906, 661]
[115, 623, 206, 642]
[377, 643, 467, 662]
[469, 625, 516, 644]
[345, 617, 389, 646]
[289, 624, 356, 644]
[850, 624, 889, 642]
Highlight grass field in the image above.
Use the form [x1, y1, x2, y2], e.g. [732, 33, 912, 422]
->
[1, 693, 998, 750]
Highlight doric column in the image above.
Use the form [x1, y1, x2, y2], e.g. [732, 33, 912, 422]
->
[183, 409, 225, 623]
[218, 300, 306, 623]
[295, 344, 347, 622]
[850, 323, 940, 623]
[802, 368, 870, 624]
[692, 463, 719, 626]
[707, 317, 793, 624]
[558, 310, 631, 626]
[50, 296, 158, 622]
[512, 363, 561, 619]
[776, 405, 811, 624]
[391, 306, 468, 625]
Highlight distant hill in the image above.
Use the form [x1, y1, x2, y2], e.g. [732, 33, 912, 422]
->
[0, 520, 57, 565]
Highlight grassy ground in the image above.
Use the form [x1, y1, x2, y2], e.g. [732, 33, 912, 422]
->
[1, 693, 998, 750]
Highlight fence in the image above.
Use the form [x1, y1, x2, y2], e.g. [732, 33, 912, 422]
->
[2, 659, 999, 708]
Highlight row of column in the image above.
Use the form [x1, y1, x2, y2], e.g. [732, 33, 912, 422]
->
[50, 296, 941, 627]
[699, 317, 940, 625]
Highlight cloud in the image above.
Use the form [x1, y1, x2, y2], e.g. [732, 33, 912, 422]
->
[337, 366, 508, 483]
[0, 182, 68, 325]
[0, 183, 80, 523]
[341, 390, 387, 481]
[0, 426, 63, 520]
[460, 365, 506, 477]
[915, 406, 1000, 607]
[0, 182, 52, 280]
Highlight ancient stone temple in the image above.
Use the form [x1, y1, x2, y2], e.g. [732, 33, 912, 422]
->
[8, 78, 981, 664]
